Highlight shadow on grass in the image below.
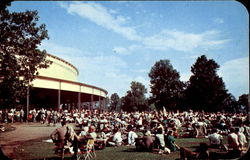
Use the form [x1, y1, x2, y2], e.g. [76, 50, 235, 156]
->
[121, 147, 139, 153]
[25, 125, 56, 128]
[36, 157, 73, 160]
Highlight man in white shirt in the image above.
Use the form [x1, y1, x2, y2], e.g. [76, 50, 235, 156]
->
[112, 129, 123, 146]
[207, 128, 223, 149]
[235, 128, 247, 150]
[228, 128, 240, 150]
[128, 128, 138, 146]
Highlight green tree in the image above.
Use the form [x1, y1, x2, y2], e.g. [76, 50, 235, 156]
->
[121, 81, 148, 112]
[238, 94, 249, 113]
[0, 4, 51, 108]
[222, 94, 238, 113]
[185, 55, 229, 112]
[104, 96, 110, 110]
[110, 93, 121, 111]
[148, 60, 184, 111]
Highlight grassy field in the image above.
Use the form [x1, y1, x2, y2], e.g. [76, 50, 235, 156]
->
[2, 124, 246, 160]
[12, 137, 211, 160]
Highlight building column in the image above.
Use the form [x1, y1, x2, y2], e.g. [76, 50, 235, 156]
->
[98, 96, 101, 111]
[58, 81, 61, 112]
[102, 98, 106, 112]
[78, 86, 81, 111]
[90, 94, 94, 110]
[26, 85, 29, 122]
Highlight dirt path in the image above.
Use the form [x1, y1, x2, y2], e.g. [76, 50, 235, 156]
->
[0, 123, 60, 158]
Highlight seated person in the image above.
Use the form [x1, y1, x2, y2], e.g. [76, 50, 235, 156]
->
[165, 130, 179, 152]
[180, 143, 210, 159]
[235, 128, 247, 151]
[128, 127, 138, 146]
[108, 128, 123, 146]
[227, 127, 241, 158]
[87, 126, 97, 140]
[139, 130, 154, 152]
[155, 128, 165, 150]
[206, 128, 223, 149]
[172, 127, 179, 138]
[79, 125, 89, 137]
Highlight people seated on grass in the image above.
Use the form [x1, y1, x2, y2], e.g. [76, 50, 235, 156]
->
[206, 128, 224, 149]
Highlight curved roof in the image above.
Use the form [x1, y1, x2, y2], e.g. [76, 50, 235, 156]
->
[46, 53, 79, 75]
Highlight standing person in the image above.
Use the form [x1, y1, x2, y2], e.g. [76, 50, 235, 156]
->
[20, 108, 24, 123]
[50, 119, 68, 149]
[52, 111, 58, 126]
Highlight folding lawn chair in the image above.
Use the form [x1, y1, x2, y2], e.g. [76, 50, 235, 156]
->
[84, 139, 96, 160]
[77, 139, 96, 160]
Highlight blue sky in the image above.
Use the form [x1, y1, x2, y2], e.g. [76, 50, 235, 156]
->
[9, 1, 249, 99]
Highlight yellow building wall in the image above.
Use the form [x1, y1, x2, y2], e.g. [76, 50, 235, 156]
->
[37, 55, 78, 82]
[61, 82, 80, 92]
[83, 87, 93, 95]
[32, 78, 60, 90]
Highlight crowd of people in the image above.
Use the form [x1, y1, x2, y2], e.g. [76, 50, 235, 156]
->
[1, 107, 249, 159]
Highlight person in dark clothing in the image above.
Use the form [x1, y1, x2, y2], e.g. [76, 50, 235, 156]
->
[180, 143, 210, 159]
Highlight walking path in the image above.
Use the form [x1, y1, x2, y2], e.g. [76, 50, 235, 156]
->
[0, 123, 59, 159]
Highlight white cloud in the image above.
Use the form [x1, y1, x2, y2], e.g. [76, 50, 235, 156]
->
[39, 41, 84, 56]
[214, 18, 224, 24]
[109, 9, 118, 14]
[218, 57, 249, 98]
[113, 45, 141, 55]
[60, 2, 229, 53]
[61, 2, 141, 41]
[143, 29, 229, 52]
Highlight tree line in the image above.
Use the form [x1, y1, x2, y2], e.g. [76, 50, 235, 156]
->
[109, 56, 249, 113]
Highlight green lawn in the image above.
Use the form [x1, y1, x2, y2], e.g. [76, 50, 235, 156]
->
[12, 137, 212, 160]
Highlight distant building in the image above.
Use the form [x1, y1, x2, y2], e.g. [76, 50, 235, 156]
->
[29, 53, 107, 111]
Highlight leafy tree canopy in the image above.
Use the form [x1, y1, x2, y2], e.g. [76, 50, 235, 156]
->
[0, 3, 51, 108]
[148, 59, 184, 110]
[185, 55, 229, 112]
[110, 93, 120, 111]
[121, 81, 147, 112]
[238, 94, 249, 112]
